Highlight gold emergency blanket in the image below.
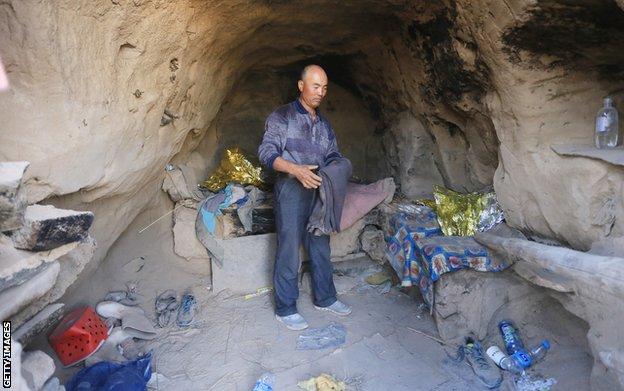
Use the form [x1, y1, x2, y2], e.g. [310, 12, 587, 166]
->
[201, 148, 263, 192]
[432, 185, 487, 236]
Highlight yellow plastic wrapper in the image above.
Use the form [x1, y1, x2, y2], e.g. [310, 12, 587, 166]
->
[433, 185, 486, 236]
[201, 147, 263, 192]
[297, 373, 346, 391]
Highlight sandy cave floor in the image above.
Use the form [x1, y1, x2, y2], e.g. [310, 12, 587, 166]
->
[30, 196, 593, 390]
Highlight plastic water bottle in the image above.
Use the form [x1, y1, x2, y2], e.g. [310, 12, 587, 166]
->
[499, 320, 526, 354]
[252, 373, 275, 391]
[487, 346, 525, 375]
[528, 339, 550, 364]
[595, 96, 619, 149]
[498, 320, 532, 368]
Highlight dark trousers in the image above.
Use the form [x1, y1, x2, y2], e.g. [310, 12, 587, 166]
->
[273, 177, 337, 316]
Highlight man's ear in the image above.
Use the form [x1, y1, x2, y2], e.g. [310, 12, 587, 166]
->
[297, 80, 304, 92]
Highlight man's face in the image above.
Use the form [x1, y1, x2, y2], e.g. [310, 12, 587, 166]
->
[298, 67, 328, 109]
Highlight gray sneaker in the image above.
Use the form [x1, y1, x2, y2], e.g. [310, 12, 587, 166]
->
[314, 300, 352, 316]
[275, 313, 309, 330]
[463, 336, 502, 389]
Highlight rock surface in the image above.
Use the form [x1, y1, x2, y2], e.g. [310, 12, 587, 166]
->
[359, 227, 386, 264]
[11, 236, 96, 328]
[0, 261, 59, 321]
[173, 202, 210, 262]
[0, 161, 29, 232]
[11, 205, 94, 251]
[1, 3, 624, 388]
[1, 0, 622, 287]
[13, 303, 65, 346]
[475, 232, 624, 390]
[0, 234, 78, 291]
[21, 350, 55, 391]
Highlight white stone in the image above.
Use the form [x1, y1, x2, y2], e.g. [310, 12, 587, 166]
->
[0, 161, 29, 232]
[21, 350, 55, 391]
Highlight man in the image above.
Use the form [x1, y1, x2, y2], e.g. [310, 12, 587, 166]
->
[258, 65, 351, 330]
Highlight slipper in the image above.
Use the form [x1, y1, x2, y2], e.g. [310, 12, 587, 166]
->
[177, 294, 197, 328]
[157, 310, 172, 328]
[155, 290, 178, 313]
[96, 301, 157, 340]
[155, 290, 179, 327]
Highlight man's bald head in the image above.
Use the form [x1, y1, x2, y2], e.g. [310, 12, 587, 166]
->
[298, 64, 328, 111]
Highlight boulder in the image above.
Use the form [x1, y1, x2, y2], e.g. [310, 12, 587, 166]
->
[434, 268, 543, 344]
[359, 228, 386, 264]
[11, 205, 94, 251]
[0, 161, 29, 232]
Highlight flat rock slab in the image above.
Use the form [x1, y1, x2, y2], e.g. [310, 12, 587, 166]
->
[0, 234, 78, 291]
[0, 161, 29, 232]
[12, 236, 96, 328]
[11, 204, 94, 251]
[0, 261, 59, 321]
[13, 303, 65, 346]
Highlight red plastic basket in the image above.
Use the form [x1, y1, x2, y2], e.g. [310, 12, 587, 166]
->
[48, 306, 108, 366]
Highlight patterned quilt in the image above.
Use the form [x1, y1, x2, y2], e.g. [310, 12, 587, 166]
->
[385, 205, 511, 308]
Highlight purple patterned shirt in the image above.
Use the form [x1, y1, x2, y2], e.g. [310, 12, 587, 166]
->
[258, 99, 341, 170]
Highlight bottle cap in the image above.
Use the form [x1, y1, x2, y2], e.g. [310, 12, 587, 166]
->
[542, 339, 551, 350]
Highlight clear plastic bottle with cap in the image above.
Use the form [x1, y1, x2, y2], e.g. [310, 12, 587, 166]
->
[486, 346, 525, 375]
[528, 339, 550, 364]
[595, 96, 619, 149]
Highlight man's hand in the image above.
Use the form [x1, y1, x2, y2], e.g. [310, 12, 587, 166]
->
[293, 164, 322, 189]
[272, 157, 323, 189]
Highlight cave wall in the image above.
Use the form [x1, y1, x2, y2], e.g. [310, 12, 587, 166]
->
[453, 0, 624, 249]
[199, 68, 388, 182]
[1, 0, 623, 282]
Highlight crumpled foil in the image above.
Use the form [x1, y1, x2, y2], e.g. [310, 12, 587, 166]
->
[201, 148, 263, 192]
[432, 185, 504, 236]
[477, 192, 505, 232]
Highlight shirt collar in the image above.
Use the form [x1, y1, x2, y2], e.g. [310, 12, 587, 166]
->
[294, 98, 307, 114]
[294, 98, 322, 117]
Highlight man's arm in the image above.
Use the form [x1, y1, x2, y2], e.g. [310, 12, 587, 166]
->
[258, 112, 322, 189]
[272, 157, 322, 189]
[324, 124, 342, 163]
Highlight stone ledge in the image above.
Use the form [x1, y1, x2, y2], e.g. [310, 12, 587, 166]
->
[551, 144, 624, 166]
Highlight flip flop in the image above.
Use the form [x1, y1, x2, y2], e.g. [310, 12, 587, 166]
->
[177, 294, 197, 328]
[155, 290, 178, 313]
